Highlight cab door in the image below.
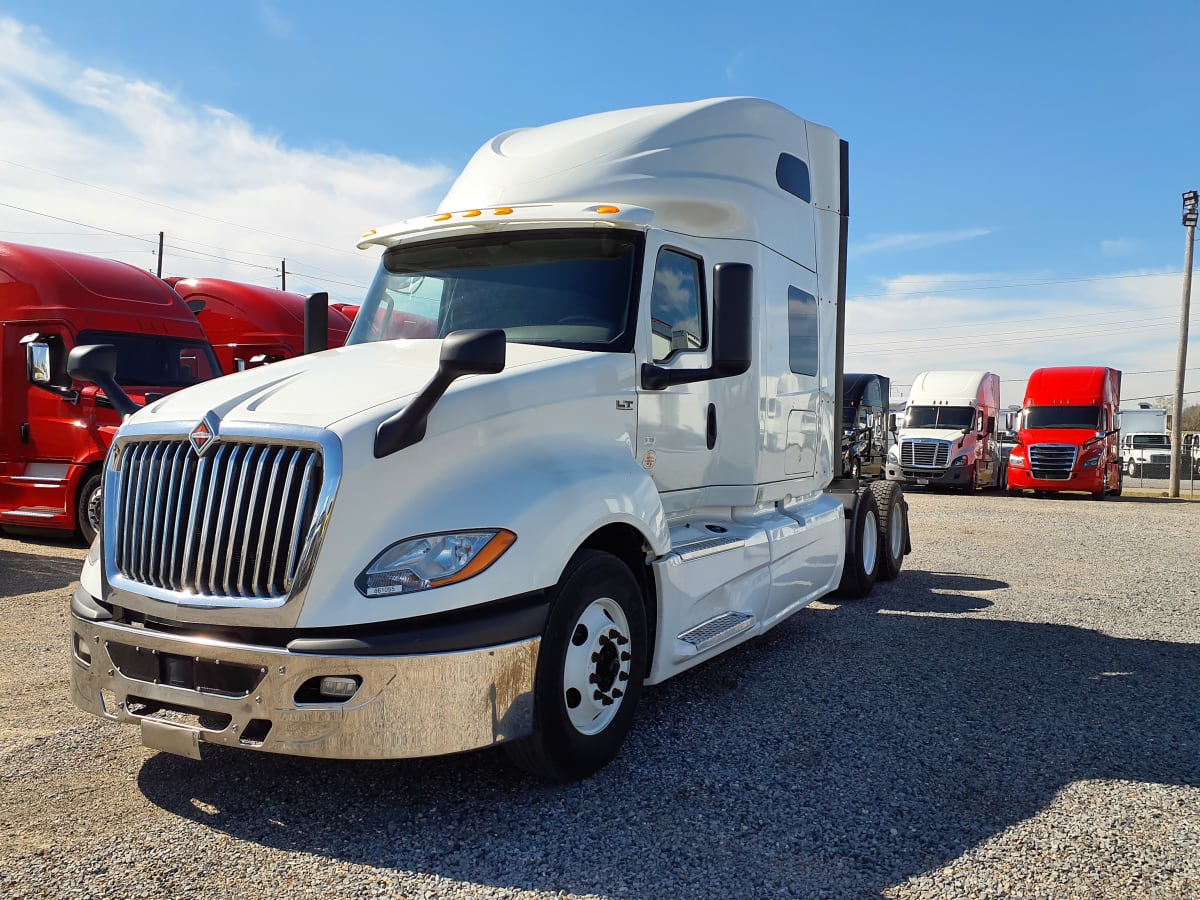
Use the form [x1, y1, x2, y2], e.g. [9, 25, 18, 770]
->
[635, 244, 714, 496]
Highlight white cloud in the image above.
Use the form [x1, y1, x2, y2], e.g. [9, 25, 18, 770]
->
[1100, 237, 1137, 256]
[844, 269, 1191, 407]
[851, 228, 991, 258]
[0, 17, 453, 301]
[258, 2, 295, 40]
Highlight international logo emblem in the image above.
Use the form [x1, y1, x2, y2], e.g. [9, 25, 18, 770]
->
[189, 412, 221, 456]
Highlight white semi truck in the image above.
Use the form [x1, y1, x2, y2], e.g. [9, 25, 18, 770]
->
[1118, 405, 1170, 477]
[67, 98, 910, 781]
[886, 370, 1002, 491]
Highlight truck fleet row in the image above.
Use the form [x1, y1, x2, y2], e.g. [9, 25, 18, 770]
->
[0, 246, 352, 542]
[886, 366, 1172, 499]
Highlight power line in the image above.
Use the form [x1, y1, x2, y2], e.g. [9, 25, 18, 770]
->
[0, 157, 364, 258]
[0, 200, 371, 288]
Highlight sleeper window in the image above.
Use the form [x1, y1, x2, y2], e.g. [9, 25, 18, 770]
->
[788, 286, 818, 376]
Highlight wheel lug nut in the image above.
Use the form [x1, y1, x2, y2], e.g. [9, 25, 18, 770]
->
[612, 688, 623, 698]
[588, 674, 598, 683]
[594, 690, 605, 701]
[591, 652, 600, 662]
[620, 651, 631, 661]
[618, 672, 629, 681]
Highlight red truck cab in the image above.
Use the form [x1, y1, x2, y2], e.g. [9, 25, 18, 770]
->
[166, 278, 353, 374]
[0, 243, 222, 542]
[1006, 366, 1122, 500]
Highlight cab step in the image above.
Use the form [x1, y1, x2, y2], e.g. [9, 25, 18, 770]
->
[677, 611, 756, 653]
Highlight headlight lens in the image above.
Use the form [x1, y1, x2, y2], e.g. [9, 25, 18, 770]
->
[887, 445, 899, 463]
[357, 529, 516, 597]
[1009, 450, 1025, 467]
[951, 455, 966, 467]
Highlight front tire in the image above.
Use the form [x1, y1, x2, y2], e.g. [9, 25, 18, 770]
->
[77, 472, 103, 545]
[504, 550, 647, 781]
[1126, 459, 1138, 477]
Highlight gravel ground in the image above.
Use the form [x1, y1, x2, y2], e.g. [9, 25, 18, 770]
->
[1, 490, 1197, 899]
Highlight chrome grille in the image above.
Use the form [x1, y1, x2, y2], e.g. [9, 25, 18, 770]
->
[1029, 443, 1077, 480]
[900, 439, 950, 468]
[114, 439, 322, 599]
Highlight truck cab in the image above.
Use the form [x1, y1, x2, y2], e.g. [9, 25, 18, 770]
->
[1005, 366, 1121, 499]
[886, 370, 1001, 491]
[68, 98, 910, 781]
[841, 372, 891, 479]
[0, 242, 222, 543]
[1121, 432, 1171, 478]
[166, 277, 354, 373]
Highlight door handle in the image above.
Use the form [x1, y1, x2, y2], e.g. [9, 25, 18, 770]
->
[706, 403, 717, 450]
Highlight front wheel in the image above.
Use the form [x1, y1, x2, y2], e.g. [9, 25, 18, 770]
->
[77, 473, 103, 545]
[1126, 459, 1138, 477]
[503, 550, 647, 781]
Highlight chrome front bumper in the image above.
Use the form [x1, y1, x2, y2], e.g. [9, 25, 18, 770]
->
[69, 593, 539, 761]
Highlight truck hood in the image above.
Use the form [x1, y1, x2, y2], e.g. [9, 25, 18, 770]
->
[896, 428, 968, 444]
[130, 340, 583, 430]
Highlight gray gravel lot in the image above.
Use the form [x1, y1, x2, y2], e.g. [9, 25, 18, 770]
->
[1, 490, 1197, 899]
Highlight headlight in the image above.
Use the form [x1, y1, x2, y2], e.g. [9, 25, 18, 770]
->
[887, 445, 899, 463]
[1008, 449, 1025, 468]
[950, 455, 966, 467]
[357, 529, 516, 597]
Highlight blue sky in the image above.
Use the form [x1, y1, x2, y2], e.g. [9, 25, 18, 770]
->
[0, 2, 1197, 407]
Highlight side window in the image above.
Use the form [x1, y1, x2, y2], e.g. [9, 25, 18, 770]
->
[787, 286, 818, 376]
[650, 249, 705, 363]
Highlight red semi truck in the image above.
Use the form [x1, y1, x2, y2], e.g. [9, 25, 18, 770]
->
[166, 278, 353, 374]
[0, 243, 222, 542]
[1005, 366, 1122, 500]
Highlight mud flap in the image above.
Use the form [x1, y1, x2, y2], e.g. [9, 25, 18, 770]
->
[141, 718, 204, 760]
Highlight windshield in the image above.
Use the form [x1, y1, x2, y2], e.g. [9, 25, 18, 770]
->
[1024, 405, 1103, 430]
[349, 231, 641, 352]
[76, 330, 221, 386]
[904, 405, 974, 430]
[1131, 434, 1170, 448]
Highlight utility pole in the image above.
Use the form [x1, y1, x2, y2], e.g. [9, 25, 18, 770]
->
[156, 231, 164, 278]
[281, 259, 286, 291]
[1170, 191, 1197, 498]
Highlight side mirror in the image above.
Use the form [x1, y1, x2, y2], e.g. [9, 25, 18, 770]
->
[888, 412, 897, 433]
[374, 329, 506, 457]
[66, 344, 140, 418]
[986, 415, 996, 436]
[26, 341, 51, 385]
[304, 292, 330, 355]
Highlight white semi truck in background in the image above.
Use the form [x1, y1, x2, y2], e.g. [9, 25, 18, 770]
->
[1118, 404, 1170, 477]
[886, 370, 1002, 491]
[67, 97, 910, 781]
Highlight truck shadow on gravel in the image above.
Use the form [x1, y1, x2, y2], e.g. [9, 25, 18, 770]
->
[135, 572, 1199, 899]
[0, 548, 85, 596]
